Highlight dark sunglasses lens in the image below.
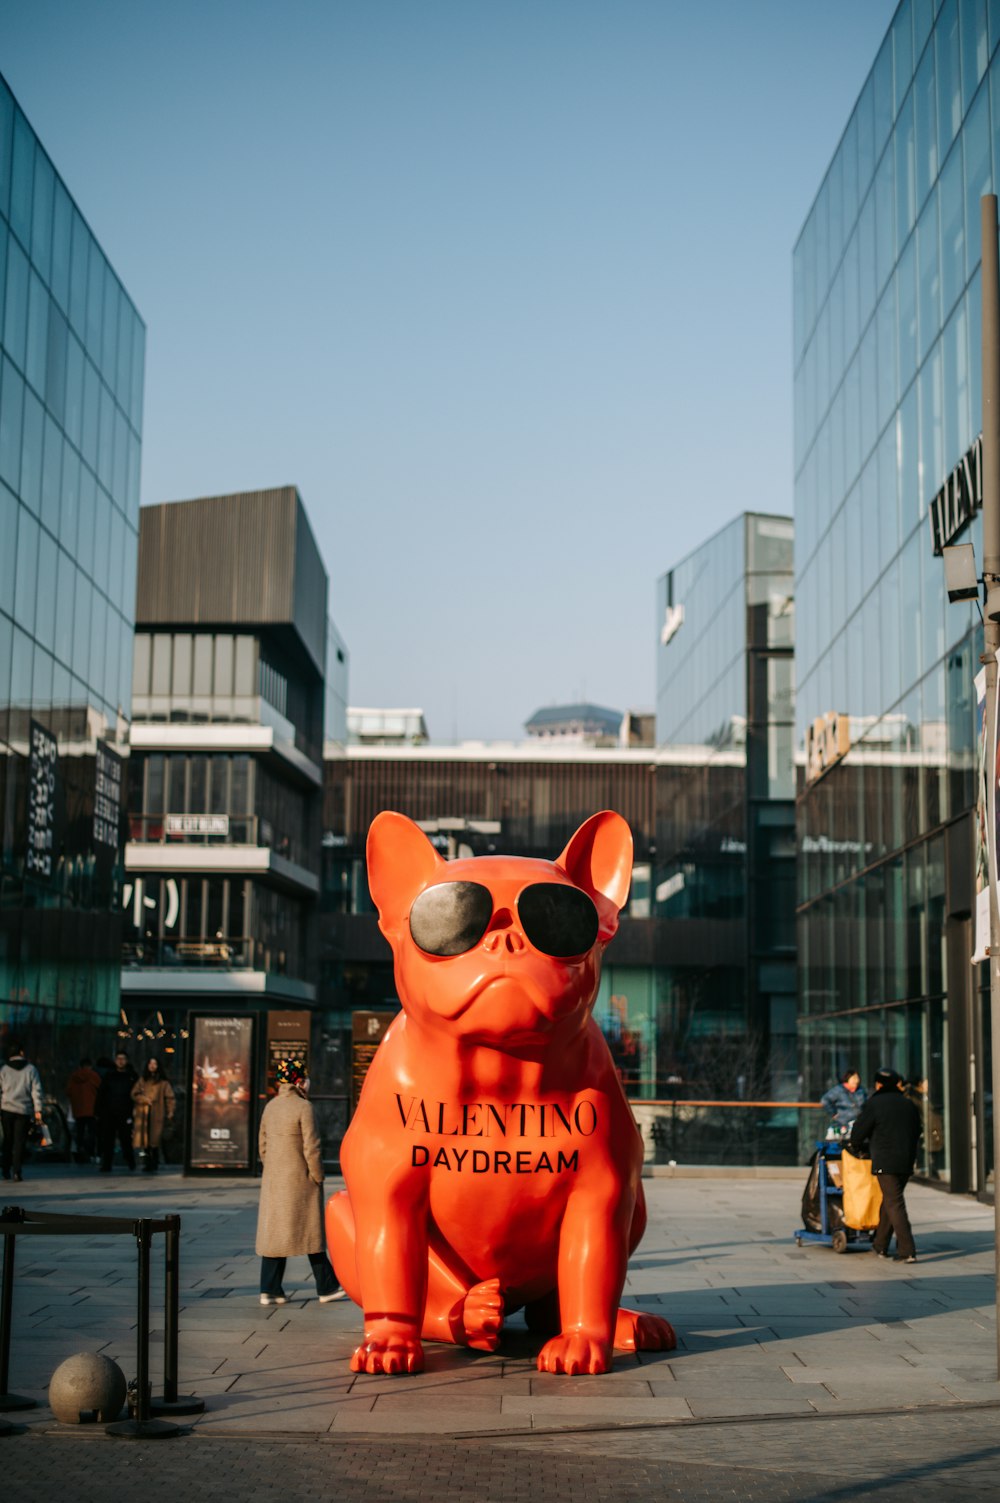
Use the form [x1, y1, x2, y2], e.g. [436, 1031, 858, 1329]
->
[408, 881, 493, 957]
[518, 883, 598, 957]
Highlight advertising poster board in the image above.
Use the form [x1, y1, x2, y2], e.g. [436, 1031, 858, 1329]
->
[975, 668, 991, 963]
[351, 1011, 397, 1113]
[265, 1010, 312, 1097]
[186, 1013, 257, 1175]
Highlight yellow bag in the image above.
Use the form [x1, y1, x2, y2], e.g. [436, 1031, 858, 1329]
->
[840, 1148, 882, 1229]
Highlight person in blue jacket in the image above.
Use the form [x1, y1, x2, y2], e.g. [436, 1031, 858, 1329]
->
[821, 1067, 866, 1130]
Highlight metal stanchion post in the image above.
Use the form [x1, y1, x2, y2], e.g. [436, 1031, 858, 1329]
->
[106, 1220, 179, 1439]
[151, 1214, 203, 1417]
[0, 1210, 34, 1415]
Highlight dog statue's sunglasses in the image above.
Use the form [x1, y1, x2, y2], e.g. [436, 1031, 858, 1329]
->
[408, 881, 599, 959]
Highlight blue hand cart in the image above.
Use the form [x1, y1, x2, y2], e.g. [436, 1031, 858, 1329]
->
[794, 1141, 875, 1254]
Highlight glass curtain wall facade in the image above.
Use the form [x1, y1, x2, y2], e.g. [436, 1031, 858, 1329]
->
[655, 513, 796, 1096]
[0, 76, 144, 1080]
[793, 0, 998, 1193]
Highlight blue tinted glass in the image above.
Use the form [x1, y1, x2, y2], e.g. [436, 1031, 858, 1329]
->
[71, 569, 91, 678]
[64, 332, 83, 447]
[40, 416, 61, 535]
[68, 210, 88, 337]
[77, 465, 95, 579]
[13, 505, 38, 632]
[54, 545, 75, 667]
[913, 0, 934, 58]
[962, 86, 991, 280]
[936, 0, 962, 163]
[3, 235, 29, 369]
[30, 145, 53, 281]
[902, 381, 914, 535]
[112, 406, 127, 505]
[873, 36, 894, 155]
[859, 191, 876, 327]
[0, 479, 17, 613]
[898, 233, 918, 378]
[914, 40, 937, 212]
[25, 269, 48, 395]
[130, 318, 145, 431]
[19, 386, 43, 515]
[108, 502, 124, 609]
[919, 339, 943, 503]
[81, 357, 100, 470]
[126, 431, 140, 522]
[877, 282, 898, 435]
[85, 244, 103, 355]
[31, 643, 52, 710]
[89, 589, 107, 692]
[8, 109, 33, 247]
[917, 189, 940, 361]
[960, 0, 988, 114]
[35, 526, 57, 652]
[60, 444, 79, 553]
[942, 299, 970, 466]
[116, 297, 132, 407]
[0, 356, 23, 490]
[45, 303, 67, 422]
[50, 179, 71, 313]
[893, 0, 913, 115]
[92, 485, 110, 594]
[102, 264, 118, 382]
[875, 148, 896, 295]
[97, 382, 113, 492]
[896, 93, 916, 246]
[860, 321, 878, 464]
[0, 81, 13, 220]
[938, 137, 965, 316]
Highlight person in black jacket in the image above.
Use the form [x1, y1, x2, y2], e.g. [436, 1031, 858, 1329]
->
[96, 1050, 138, 1172]
[849, 1068, 922, 1263]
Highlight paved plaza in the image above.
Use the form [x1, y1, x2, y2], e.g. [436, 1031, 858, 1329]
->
[0, 1163, 996, 1498]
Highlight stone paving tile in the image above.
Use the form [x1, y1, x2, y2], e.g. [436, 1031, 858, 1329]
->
[501, 1394, 691, 1419]
[686, 1395, 818, 1417]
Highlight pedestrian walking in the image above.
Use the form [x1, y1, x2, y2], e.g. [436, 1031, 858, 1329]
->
[96, 1050, 138, 1172]
[255, 1057, 345, 1305]
[0, 1043, 43, 1181]
[849, 1067, 922, 1263]
[130, 1057, 175, 1173]
[66, 1057, 101, 1162]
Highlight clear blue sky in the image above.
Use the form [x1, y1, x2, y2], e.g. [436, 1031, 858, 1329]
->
[1, 0, 896, 741]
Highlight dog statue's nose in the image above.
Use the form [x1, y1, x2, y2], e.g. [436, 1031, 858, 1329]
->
[483, 908, 526, 954]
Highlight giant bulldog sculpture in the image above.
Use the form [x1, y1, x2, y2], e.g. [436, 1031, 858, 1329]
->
[326, 810, 676, 1375]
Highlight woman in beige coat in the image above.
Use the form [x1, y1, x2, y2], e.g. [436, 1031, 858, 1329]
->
[256, 1057, 345, 1305]
[130, 1058, 175, 1174]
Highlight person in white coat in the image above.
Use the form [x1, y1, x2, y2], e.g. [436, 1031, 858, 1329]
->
[0, 1043, 44, 1182]
[255, 1057, 346, 1305]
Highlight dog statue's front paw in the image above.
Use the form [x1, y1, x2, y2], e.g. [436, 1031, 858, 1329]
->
[536, 1332, 612, 1375]
[614, 1306, 677, 1351]
[351, 1319, 424, 1375]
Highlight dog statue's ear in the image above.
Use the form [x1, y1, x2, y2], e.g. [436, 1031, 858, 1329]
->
[557, 811, 633, 942]
[367, 811, 445, 939]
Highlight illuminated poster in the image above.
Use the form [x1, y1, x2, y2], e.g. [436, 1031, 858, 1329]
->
[187, 1014, 255, 1173]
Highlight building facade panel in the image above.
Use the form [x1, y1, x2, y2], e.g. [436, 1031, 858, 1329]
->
[793, 0, 997, 1193]
[0, 73, 144, 1079]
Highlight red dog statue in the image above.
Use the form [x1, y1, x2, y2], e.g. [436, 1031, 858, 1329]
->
[326, 810, 676, 1375]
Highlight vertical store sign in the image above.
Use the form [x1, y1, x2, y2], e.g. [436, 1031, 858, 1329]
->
[26, 719, 59, 880]
[93, 741, 123, 852]
[351, 1011, 397, 1113]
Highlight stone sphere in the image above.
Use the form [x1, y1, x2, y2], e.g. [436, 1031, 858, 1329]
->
[49, 1352, 127, 1423]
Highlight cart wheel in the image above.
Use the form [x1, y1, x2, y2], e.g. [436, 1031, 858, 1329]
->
[831, 1230, 848, 1254]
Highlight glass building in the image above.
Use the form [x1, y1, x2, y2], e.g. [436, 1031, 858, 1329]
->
[655, 513, 797, 1097]
[0, 75, 144, 1079]
[793, 0, 998, 1194]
